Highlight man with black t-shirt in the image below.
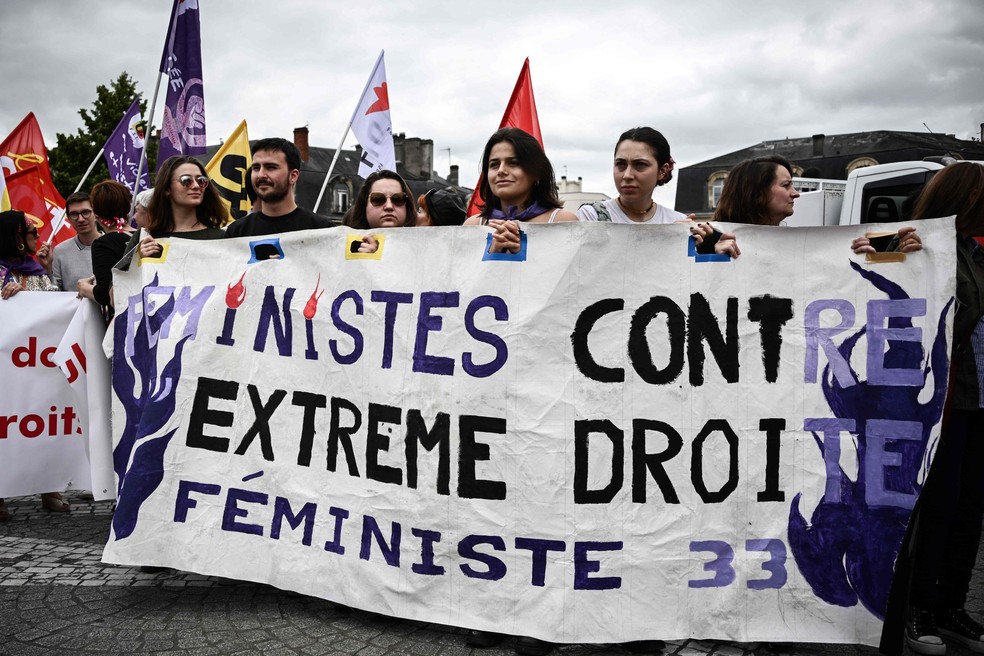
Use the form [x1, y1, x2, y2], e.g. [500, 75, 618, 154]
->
[224, 137, 333, 237]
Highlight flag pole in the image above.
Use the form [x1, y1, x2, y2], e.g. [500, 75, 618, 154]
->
[75, 148, 105, 193]
[312, 128, 351, 214]
[130, 1, 178, 216]
[45, 147, 104, 245]
[130, 72, 164, 216]
[313, 50, 386, 214]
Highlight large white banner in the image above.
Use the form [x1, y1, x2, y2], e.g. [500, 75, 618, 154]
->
[0, 293, 112, 498]
[102, 219, 956, 645]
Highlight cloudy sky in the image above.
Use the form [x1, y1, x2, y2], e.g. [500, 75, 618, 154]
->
[2, 0, 982, 208]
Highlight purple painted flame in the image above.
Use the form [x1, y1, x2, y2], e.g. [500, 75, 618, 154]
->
[112, 273, 191, 540]
[788, 261, 953, 618]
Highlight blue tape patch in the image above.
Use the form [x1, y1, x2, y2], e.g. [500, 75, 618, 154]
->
[248, 238, 285, 263]
[688, 235, 732, 263]
[482, 231, 528, 261]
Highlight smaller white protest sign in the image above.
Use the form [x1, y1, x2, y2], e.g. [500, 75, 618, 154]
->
[0, 293, 103, 497]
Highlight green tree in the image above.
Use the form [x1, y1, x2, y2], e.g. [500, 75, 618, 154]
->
[49, 72, 158, 195]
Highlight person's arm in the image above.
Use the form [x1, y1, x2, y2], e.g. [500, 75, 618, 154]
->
[551, 210, 579, 223]
[36, 241, 52, 274]
[77, 275, 96, 301]
[91, 235, 123, 307]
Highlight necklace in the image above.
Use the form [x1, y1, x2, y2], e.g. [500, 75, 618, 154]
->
[617, 196, 654, 217]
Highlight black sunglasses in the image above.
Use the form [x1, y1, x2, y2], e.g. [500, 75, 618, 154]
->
[368, 192, 408, 207]
[177, 174, 210, 189]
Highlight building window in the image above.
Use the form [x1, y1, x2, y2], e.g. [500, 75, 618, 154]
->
[331, 178, 351, 214]
[846, 157, 879, 175]
[707, 171, 729, 209]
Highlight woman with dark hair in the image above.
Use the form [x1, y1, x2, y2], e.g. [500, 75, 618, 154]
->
[343, 169, 417, 253]
[0, 210, 56, 298]
[464, 128, 577, 254]
[0, 209, 71, 518]
[90, 178, 133, 234]
[713, 155, 801, 226]
[136, 156, 227, 258]
[867, 162, 984, 655]
[577, 127, 685, 224]
[579, 127, 736, 257]
[77, 180, 134, 312]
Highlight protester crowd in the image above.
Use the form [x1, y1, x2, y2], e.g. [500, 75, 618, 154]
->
[1, 126, 982, 656]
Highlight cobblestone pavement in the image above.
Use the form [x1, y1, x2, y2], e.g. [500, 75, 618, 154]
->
[1, 494, 980, 655]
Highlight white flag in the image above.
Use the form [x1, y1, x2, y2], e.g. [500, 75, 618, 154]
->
[350, 50, 396, 177]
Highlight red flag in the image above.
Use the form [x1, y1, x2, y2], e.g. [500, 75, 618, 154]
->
[6, 166, 75, 246]
[466, 58, 543, 217]
[0, 113, 66, 234]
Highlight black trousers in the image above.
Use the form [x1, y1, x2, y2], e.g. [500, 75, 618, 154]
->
[909, 408, 984, 610]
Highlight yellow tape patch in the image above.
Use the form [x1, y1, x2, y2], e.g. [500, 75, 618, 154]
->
[345, 234, 386, 260]
[139, 241, 170, 265]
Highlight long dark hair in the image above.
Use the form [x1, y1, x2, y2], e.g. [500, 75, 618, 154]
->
[0, 210, 31, 259]
[911, 162, 984, 236]
[148, 156, 228, 233]
[615, 127, 674, 186]
[713, 155, 793, 225]
[344, 170, 418, 229]
[477, 127, 562, 218]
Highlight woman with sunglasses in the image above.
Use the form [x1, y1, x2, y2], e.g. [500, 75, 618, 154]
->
[137, 156, 227, 258]
[0, 209, 72, 518]
[343, 170, 417, 253]
[464, 128, 577, 255]
[0, 210, 56, 299]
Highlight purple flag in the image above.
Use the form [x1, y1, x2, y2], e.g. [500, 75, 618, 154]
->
[157, 0, 206, 169]
[103, 99, 150, 194]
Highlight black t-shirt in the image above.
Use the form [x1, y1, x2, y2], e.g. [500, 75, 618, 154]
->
[91, 231, 132, 307]
[224, 207, 333, 238]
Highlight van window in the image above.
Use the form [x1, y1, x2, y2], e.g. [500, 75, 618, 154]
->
[860, 171, 937, 224]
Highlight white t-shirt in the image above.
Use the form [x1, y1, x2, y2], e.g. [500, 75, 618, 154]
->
[576, 198, 686, 224]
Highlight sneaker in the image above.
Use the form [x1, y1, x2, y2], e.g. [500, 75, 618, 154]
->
[906, 605, 946, 655]
[938, 608, 984, 653]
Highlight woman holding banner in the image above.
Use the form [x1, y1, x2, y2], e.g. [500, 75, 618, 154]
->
[0, 209, 71, 517]
[0, 210, 56, 298]
[135, 156, 227, 258]
[578, 126, 736, 257]
[887, 163, 984, 655]
[464, 127, 577, 255]
[342, 169, 417, 253]
[577, 127, 685, 225]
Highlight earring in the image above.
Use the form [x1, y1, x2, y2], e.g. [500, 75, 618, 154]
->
[17, 243, 25, 252]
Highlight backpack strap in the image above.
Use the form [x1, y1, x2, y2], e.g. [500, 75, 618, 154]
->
[592, 201, 612, 222]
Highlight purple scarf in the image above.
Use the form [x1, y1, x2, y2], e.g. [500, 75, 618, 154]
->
[489, 201, 551, 222]
[0, 256, 47, 285]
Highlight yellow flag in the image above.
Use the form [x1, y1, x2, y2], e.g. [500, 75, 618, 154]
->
[206, 120, 251, 224]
